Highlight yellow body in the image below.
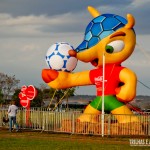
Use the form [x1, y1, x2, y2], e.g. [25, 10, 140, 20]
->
[42, 6, 139, 123]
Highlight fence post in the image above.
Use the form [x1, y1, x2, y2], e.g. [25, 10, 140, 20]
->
[42, 111, 45, 131]
[107, 114, 111, 136]
[72, 112, 75, 134]
[148, 114, 150, 136]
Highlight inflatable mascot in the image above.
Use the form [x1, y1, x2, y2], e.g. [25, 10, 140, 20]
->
[42, 6, 139, 123]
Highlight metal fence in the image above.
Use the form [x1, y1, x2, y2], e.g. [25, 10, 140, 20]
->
[0, 108, 150, 136]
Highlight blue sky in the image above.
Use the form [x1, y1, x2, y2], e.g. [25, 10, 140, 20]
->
[0, 0, 150, 95]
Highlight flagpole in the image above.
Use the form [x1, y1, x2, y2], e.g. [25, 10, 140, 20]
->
[102, 52, 105, 137]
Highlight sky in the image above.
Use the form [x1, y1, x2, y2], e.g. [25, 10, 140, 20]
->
[0, 0, 150, 96]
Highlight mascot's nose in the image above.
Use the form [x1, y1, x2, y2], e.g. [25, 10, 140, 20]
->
[68, 49, 77, 57]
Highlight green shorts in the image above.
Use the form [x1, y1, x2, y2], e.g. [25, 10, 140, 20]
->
[90, 95, 124, 112]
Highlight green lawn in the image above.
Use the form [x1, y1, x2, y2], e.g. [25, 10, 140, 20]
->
[0, 129, 149, 150]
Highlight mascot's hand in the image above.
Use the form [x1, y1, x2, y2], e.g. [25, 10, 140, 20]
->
[115, 68, 136, 102]
[42, 69, 71, 89]
[115, 86, 135, 102]
[42, 69, 58, 83]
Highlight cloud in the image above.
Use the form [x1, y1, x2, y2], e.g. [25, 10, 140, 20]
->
[0, 14, 51, 37]
[0, 0, 133, 17]
[0, 12, 88, 38]
[0, 0, 150, 96]
[1, 0, 150, 38]
[130, 0, 150, 8]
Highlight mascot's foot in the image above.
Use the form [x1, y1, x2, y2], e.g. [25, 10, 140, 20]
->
[77, 105, 101, 123]
[42, 69, 58, 83]
[111, 105, 139, 123]
[77, 114, 99, 123]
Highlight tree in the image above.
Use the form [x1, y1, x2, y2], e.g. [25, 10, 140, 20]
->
[30, 88, 43, 107]
[12, 89, 21, 107]
[0, 73, 20, 100]
[44, 87, 76, 110]
[12, 85, 76, 108]
[39, 83, 48, 92]
[0, 89, 4, 106]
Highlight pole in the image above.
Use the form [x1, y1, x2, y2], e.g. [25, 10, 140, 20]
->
[66, 92, 69, 112]
[26, 101, 30, 127]
[102, 53, 105, 137]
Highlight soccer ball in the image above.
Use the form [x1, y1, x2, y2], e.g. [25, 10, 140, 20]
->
[45, 42, 78, 72]
[76, 14, 129, 52]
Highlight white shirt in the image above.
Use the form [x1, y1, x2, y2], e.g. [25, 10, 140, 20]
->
[8, 104, 18, 117]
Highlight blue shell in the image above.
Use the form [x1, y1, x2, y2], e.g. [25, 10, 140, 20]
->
[76, 14, 128, 52]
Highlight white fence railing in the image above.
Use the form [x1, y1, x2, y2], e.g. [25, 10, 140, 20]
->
[0, 108, 150, 136]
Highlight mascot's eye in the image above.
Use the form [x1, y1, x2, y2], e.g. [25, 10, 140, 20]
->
[105, 40, 125, 53]
[105, 45, 114, 53]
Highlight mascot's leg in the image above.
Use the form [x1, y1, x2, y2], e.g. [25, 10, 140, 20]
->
[77, 104, 101, 123]
[92, 95, 139, 123]
[77, 95, 139, 123]
[111, 105, 139, 123]
[77, 96, 102, 123]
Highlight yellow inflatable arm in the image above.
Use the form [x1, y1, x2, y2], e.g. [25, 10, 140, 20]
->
[116, 68, 137, 102]
[48, 70, 92, 89]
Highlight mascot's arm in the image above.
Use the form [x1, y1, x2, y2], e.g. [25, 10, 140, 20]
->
[115, 68, 137, 102]
[42, 69, 92, 89]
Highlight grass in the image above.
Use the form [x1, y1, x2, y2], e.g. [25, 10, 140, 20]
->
[0, 129, 149, 150]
